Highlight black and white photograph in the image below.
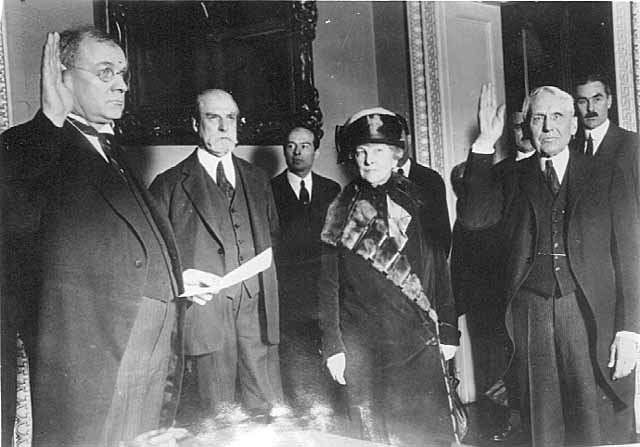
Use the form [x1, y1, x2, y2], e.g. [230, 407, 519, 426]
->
[1, 1, 639, 446]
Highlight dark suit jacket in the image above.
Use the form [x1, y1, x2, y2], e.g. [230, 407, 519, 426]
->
[0, 111, 184, 446]
[574, 121, 638, 164]
[574, 122, 639, 206]
[271, 171, 340, 323]
[149, 150, 280, 354]
[406, 160, 452, 255]
[270, 170, 340, 266]
[458, 150, 640, 406]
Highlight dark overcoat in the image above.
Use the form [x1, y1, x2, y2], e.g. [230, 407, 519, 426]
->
[407, 160, 452, 254]
[457, 150, 640, 408]
[317, 175, 459, 444]
[149, 150, 280, 354]
[0, 111, 184, 446]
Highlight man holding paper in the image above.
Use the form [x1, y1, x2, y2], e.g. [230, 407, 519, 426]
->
[150, 89, 284, 419]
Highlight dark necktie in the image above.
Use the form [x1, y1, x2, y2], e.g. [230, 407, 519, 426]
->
[216, 161, 234, 200]
[397, 168, 405, 177]
[299, 179, 310, 205]
[545, 159, 561, 196]
[67, 117, 124, 173]
[585, 134, 594, 157]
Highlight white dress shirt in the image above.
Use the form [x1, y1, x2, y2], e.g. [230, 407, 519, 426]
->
[197, 149, 236, 187]
[395, 158, 412, 177]
[286, 170, 313, 201]
[584, 119, 610, 156]
[539, 146, 570, 183]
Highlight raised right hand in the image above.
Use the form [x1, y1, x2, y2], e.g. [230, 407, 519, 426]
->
[474, 83, 505, 149]
[41, 32, 73, 127]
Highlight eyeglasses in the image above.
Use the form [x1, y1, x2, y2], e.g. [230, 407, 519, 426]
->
[70, 65, 130, 85]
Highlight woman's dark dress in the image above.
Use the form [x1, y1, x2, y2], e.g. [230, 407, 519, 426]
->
[318, 175, 459, 446]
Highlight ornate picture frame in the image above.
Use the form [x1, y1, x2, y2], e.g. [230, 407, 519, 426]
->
[94, 0, 322, 146]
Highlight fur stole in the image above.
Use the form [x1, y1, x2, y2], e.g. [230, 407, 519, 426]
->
[321, 175, 437, 321]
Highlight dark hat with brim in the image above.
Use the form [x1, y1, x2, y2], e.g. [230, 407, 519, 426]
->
[335, 107, 408, 163]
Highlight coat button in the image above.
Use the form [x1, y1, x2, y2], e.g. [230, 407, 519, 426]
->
[135, 259, 144, 268]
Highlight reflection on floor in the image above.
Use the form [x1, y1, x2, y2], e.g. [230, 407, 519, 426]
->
[174, 362, 531, 447]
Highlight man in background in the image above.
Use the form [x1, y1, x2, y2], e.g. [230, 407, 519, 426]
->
[394, 125, 451, 255]
[573, 73, 638, 162]
[150, 89, 284, 420]
[573, 74, 639, 203]
[271, 124, 341, 415]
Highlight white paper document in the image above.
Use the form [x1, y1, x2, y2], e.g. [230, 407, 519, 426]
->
[180, 248, 272, 297]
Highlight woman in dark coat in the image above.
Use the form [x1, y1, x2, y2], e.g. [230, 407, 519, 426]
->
[318, 108, 460, 446]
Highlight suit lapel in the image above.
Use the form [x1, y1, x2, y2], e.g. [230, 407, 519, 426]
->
[65, 125, 152, 246]
[566, 150, 593, 217]
[518, 154, 546, 229]
[595, 124, 619, 162]
[180, 151, 225, 243]
[311, 172, 322, 210]
[235, 157, 266, 252]
[280, 172, 299, 204]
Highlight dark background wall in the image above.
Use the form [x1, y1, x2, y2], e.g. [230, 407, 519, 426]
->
[501, 2, 615, 122]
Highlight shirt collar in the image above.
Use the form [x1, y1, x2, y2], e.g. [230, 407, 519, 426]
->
[515, 150, 536, 162]
[395, 158, 411, 177]
[197, 148, 236, 187]
[68, 112, 114, 135]
[539, 146, 570, 182]
[585, 118, 610, 153]
[286, 170, 313, 200]
[66, 113, 113, 162]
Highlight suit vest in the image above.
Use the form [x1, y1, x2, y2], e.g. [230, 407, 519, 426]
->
[213, 172, 259, 298]
[521, 171, 578, 298]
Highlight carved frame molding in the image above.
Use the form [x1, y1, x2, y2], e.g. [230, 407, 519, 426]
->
[405, 1, 444, 177]
[0, 16, 10, 131]
[94, 0, 322, 145]
[613, 1, 638, 132]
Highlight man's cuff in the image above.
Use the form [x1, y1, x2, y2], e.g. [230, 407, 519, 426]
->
[616, 331, 640, 344]
[471, 140, 496, 154]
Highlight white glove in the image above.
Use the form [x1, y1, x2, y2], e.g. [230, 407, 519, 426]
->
[326, 352, 346, 385]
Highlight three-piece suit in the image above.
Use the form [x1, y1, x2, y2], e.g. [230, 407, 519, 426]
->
[458, 149, 640, 446]
[150, 150, 283, 414]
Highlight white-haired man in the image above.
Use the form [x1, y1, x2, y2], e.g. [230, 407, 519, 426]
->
[457, 84, 640, 446]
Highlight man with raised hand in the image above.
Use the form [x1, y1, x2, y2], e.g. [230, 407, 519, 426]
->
[457, 83, 640, 446]
[1, 28, 200, 446]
